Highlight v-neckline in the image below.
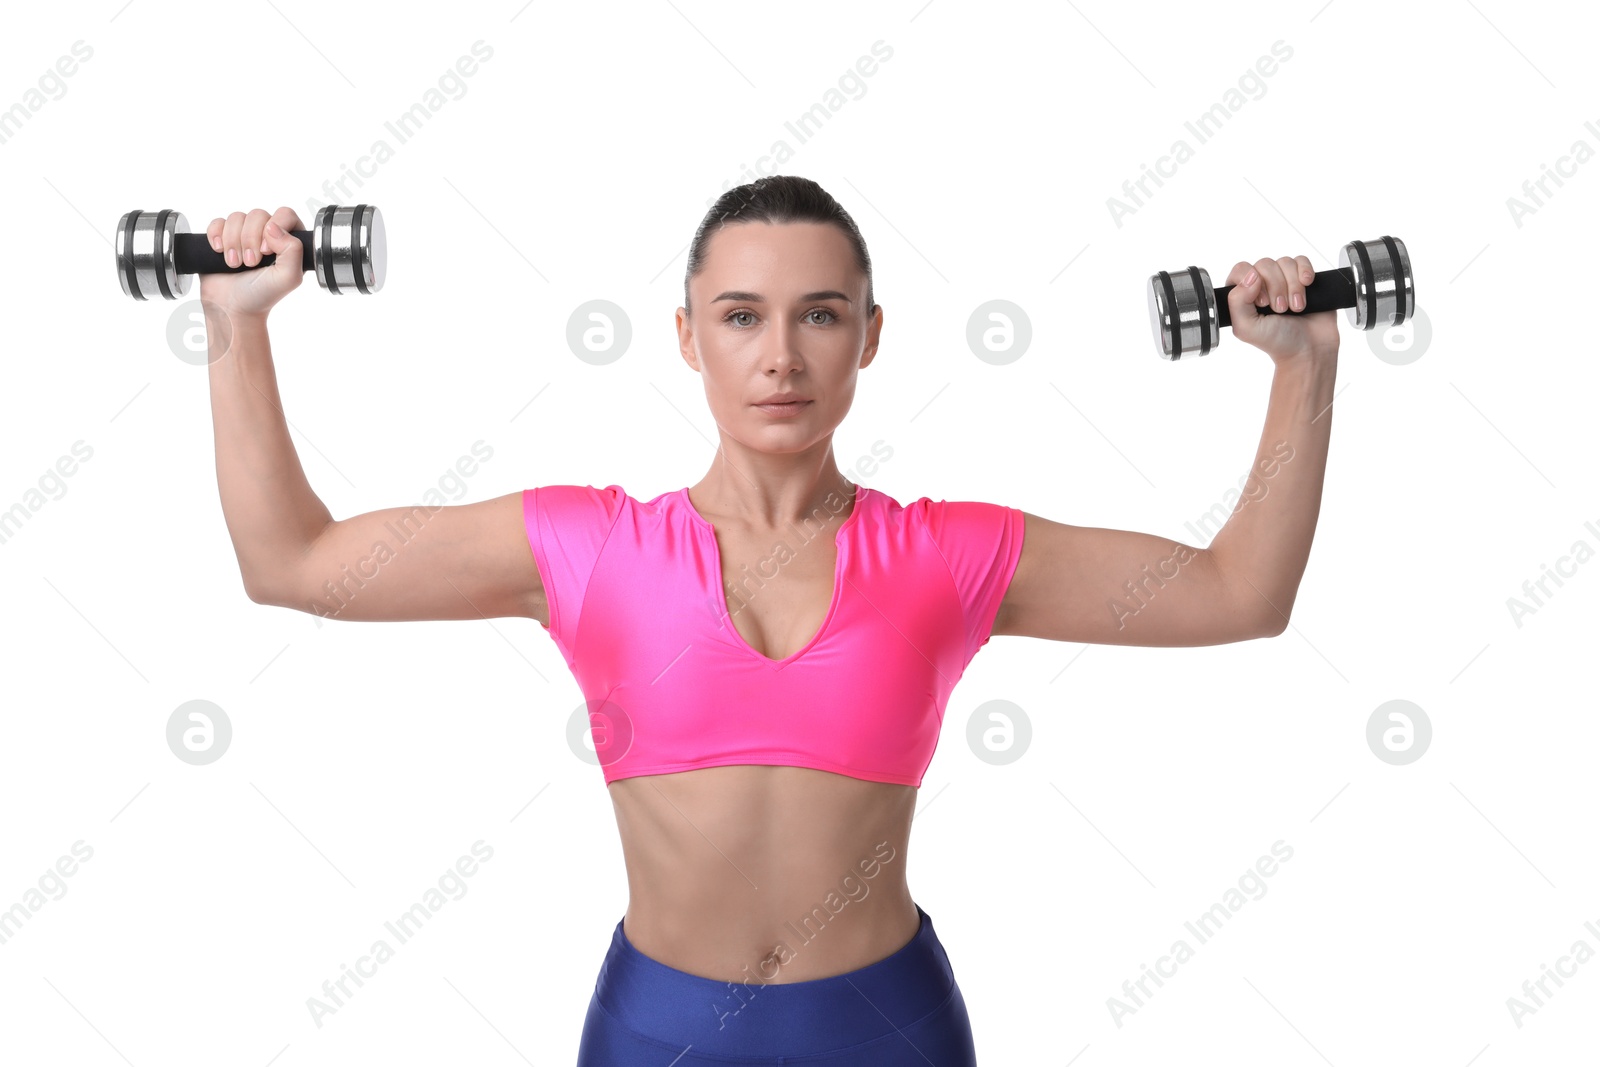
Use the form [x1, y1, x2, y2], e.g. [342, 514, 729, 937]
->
[681, 484, 866, 669]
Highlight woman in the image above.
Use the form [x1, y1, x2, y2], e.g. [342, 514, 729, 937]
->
[202, 175, 1335, 1064]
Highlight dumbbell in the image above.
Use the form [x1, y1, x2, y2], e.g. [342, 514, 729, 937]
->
[1146, 235, 1412, 359]
[114, 204, 385, 300]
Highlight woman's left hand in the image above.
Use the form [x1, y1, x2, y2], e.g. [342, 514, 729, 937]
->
[1225, 255, 1340, 365]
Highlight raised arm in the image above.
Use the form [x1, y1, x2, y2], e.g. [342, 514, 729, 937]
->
[201, 206, 545, 624]
[992, 253, 1337, 647]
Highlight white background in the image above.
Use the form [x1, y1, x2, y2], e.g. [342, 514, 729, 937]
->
[1, 1, 1595, 1064]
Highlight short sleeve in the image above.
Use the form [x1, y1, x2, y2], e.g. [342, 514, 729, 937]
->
[522, 484, 626, 657]
[918, 499, 1027, 663]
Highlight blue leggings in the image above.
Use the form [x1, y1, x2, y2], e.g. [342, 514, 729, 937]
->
[576, 902, 978, 1064]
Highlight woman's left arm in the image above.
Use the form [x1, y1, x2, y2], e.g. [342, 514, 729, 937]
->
[992, 252, 1339, 648]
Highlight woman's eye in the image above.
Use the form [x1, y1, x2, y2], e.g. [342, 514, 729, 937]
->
[726, 308, 835, 328]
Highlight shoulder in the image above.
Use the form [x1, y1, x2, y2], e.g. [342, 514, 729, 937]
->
[871, 491, 1026, 579]
[521, 483, 704, 537]
[523, 483, 629, 519]
[897, 494, 1023, 540]
[522, 485, 663, 550]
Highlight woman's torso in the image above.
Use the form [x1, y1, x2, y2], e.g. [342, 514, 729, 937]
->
[609, 487, 921, 983]
[608, 765, 920, 983]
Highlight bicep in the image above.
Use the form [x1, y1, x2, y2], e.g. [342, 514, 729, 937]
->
[991, 511, 1275, 647]
[265, 490, 545, 623]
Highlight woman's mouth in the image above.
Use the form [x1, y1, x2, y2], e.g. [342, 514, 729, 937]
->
[753, 400, 812, 417]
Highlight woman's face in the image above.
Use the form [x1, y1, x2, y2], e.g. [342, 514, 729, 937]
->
[677, 221, 881, 457]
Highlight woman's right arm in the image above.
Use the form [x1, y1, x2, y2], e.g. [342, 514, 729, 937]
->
[202, 206, 546, 625]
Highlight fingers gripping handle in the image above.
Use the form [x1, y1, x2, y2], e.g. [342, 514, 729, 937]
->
[1146, 235, 1412, 359]
[115, 204, 386, 300]
[174, 231, 316, 275]
[1213, 267, 1357, 327]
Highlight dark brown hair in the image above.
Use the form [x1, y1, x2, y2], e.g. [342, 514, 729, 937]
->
[684, 175, 876, 314]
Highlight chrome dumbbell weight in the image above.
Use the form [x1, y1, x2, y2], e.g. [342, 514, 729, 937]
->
[114, 204, 386, 300]
[1147, 235, 1412, 359]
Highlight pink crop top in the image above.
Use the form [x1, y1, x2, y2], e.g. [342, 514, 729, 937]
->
[521, 483, 1026, 787]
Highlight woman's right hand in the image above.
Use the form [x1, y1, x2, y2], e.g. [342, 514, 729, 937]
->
[199, 206, 306, 319]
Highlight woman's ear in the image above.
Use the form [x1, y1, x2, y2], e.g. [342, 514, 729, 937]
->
[675, 307, 701, 371]
[858, 303, 884, 368]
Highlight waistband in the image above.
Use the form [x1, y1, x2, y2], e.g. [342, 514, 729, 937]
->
[591, 902, 957, 1057]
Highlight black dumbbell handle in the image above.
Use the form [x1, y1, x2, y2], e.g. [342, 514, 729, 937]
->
[1213, 266, 1356, 327]
[1214, 266, 1356, 326]
[173, 232, 316, 275]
